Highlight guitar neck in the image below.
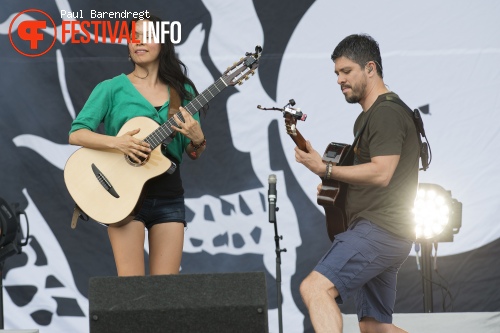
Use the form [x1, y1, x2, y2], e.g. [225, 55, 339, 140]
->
[145, 78, 228, 149]
[290, 129, 308, 152]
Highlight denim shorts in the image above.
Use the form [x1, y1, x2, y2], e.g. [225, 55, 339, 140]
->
[134, 196, 186, 229]
[314, 219, 412, 323]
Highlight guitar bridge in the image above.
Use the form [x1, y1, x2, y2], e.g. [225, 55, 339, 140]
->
[91, 163, 120, 198]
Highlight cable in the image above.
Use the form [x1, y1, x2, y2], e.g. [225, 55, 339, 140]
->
[416, 241, 456, 312]
[414, 243, 421, 270]
[433, 243, 455, 311]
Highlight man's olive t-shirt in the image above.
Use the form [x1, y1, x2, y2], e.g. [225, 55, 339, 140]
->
[345, 92, 419, 240]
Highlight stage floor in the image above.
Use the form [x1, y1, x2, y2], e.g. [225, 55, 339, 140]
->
[342, 312, 500, 333]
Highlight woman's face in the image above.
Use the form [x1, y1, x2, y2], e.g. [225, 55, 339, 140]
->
[128, 19, 162, 65]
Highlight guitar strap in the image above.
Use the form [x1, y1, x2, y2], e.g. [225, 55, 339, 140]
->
[167, 87, 182, 119]
[70, 87, 183, 229]
[382, 95, 431, 171]
[70, 204, 88, 229]
[340, 94, 431, 171]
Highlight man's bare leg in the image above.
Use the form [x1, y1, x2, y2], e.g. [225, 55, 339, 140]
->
[300, 271, 342, 333]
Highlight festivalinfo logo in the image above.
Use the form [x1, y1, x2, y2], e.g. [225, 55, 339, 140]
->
[8, 9, 182, 57]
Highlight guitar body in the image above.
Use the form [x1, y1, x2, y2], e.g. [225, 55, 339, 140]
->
[64, 117, 172, 224]
[318, 143, 351, 241]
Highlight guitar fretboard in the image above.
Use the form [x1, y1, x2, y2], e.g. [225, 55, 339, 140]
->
[144, 77, 227, 149]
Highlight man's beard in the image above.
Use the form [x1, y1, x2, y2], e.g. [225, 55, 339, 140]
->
[344, 80, 367, 104]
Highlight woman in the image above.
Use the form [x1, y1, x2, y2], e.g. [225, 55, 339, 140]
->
[68, 15, 206, 276]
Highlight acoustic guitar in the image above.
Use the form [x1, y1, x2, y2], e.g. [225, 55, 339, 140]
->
[283, 109, 350, 241]
[64, 46, 262, 224]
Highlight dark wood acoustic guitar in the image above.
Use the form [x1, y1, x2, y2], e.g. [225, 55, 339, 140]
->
[281, 106, 350, 241]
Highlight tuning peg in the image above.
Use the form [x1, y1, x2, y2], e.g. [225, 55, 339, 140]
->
[245, 76, 250, 80]
[238, 81, 243, 86]
[251, 70, 255, 75]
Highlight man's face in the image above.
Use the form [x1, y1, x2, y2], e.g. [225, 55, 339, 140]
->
[334, 56, 368, 104]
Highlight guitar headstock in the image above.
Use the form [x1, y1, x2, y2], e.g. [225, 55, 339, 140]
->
[283, 100, 306, 137]
[284, 113, 299, 136]
[257, 98, 307, 137]
[258, 99, 308, 151]
[222, 45, 262, 86]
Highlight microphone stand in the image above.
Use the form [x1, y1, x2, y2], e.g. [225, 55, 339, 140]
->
[0, 261, 4, 329]
[260, 102, 302, 333]
[269, 199, 286, 333]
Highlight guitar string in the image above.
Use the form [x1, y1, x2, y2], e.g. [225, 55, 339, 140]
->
[145, 78, 227, 148]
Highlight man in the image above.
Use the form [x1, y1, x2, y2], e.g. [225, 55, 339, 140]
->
[295, 34, 419, 333]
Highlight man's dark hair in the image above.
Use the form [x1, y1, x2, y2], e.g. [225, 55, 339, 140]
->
[331, 34, 383, 78]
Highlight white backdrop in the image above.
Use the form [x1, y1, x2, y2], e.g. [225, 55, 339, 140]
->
[1, 1, 499, 332]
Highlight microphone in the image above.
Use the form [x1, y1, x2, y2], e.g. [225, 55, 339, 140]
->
[268, 174, 277, 223]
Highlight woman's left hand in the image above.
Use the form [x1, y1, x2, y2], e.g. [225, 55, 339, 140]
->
[171, 107, 204, 143]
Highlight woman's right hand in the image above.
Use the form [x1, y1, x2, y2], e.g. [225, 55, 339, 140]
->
[69, 128, 151, 163]
[115, 128, 151, 162]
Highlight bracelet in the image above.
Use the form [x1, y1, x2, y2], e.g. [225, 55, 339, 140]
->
[189, 138, 206, 151]
[189, 138, 206, 159]
[325, 162, 333, 179]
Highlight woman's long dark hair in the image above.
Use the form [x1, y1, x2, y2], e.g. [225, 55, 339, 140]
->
[128, 14, 199, 102]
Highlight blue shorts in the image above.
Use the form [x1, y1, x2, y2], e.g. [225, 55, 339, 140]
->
[134, 196, 186, 229]
[314, 219, 412, 324]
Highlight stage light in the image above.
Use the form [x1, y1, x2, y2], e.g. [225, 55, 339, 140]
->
[0, 199, 28, 330]
[0, 197, 28, 263]
[412, 183, 462, 313]
[413, 183, 462, 242]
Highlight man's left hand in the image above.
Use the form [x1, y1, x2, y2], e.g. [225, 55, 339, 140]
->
[294, 141, 325, 177]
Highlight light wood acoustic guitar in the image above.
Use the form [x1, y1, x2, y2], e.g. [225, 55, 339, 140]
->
[64, 46, 262, 224]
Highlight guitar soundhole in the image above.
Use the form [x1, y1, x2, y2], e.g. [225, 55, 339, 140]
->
[124, 154, 150, 167]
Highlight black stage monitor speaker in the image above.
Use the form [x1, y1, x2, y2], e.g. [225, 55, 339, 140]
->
[89, 272, 268, 333]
